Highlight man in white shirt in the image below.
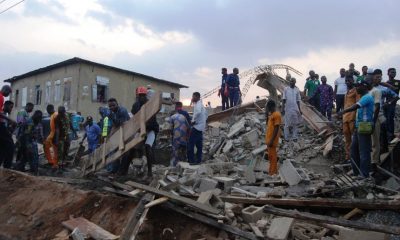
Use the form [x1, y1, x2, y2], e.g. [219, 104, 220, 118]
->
[188, 92, 207, 165]
[334, 68, 347, 113]
[282, 78, 302, 141]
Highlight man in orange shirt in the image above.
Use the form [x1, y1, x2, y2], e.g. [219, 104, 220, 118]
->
[343, 75, 359, 161]
[44, 105, 58, 168]
[265, 100, 282, 175]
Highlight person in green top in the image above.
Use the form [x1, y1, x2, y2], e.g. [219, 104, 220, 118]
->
[304, 70, 320, 110]
[357, 66, 368, 83]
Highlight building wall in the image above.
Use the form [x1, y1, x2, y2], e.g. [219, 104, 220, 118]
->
[10, 62, 181, 121]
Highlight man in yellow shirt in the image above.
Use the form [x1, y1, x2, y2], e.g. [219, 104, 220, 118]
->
[343, 76, 359, 161]
[265, 100, 282, 175]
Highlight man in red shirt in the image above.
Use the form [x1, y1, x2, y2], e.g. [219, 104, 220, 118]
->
[0, 85, 16, 168]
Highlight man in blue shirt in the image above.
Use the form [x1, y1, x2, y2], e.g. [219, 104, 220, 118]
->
[338, 81, 374, 178]
[84, 116, 101, 153]
[226, 68, 241, 107]
[218, 67, 230, 110]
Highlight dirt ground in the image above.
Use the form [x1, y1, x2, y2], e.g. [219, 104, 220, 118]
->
[0, 169, 220, 240]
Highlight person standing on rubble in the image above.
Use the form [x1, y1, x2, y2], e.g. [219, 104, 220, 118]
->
[385, 68, 400, 142]
[334, 68, 347, 113]
[44, 104, 59, 169]
[343, 75, 359, 162]
[265, 100, 282, 175]
[226, 68, 241, 107]
[188, 92, 207, 165]
[16, 110, 43, 175]
[337, 81, 374, 178]
[357, 66, 368, 83]
[169, 102, 190, 166]
[98, 107, 112, 143]
[282, 78, 302, 141]
[107, 98, 130, 173]
[126, 87, 159, 177]
[54, 106, 71, 171]
[84, 116, 101, 154]
[309, 76, 334, 120]
[304, 70, 320, 110]
[0, 86, 16, 169]
[218, 67, 230, 110]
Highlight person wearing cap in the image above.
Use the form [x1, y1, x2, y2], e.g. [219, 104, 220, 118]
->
[124, 86, 159, 177]
[0, 85, 16, 169]
[146, 85, 155, 100]
[282, 78, 302, 141]
[334, 68, 347, 113]
[226, 68, 241, 107]
[342, 75, 359, 161]
[337, 81, 374, 178]
[385, 68, 400, 141]
[218, 67, 230, 110]
[84, 116, 101, 153]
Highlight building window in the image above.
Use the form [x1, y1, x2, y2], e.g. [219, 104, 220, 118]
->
[35, 85, 42, 105]
[92, 76, 109, 103]
[45, 81, 51, 104]
[14, 89, 19, 107]
[54, 80, 61, 102]
[22, 87, 27, 107]
[63, 77, 72, 102]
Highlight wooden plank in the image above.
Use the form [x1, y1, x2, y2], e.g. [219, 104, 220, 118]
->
[62, 217, 119, 240]
[220, 196, 400, 210]
[124, 180, 220, 215]
[263, 205, 400, 235]
[83, 93, 161, 175]
[145, 196, 169, 209]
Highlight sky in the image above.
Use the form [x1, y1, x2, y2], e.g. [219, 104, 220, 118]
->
[0, 0, 399, 106]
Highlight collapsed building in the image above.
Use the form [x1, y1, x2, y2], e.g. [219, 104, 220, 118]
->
[1, 65, 400, 240]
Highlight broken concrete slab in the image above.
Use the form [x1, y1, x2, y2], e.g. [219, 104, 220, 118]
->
[242, 129, 259, 148]
[251, 145, 267, 156]
[197, 190, 224, 209]
[227, 119, 245, 138]
[241, 205, 265, 223]
[266, 217, 294, 240]
[197, 178, 218, 192]
[338, 229, 389, 240]
[223, 140, 233, 153]
[279, 159, 302, 186]
[213, 176, 235, 193]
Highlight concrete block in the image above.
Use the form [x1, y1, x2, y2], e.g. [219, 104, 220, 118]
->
[197, 190, 224, 209]
[279, 160, 302, 186]
[223, 140, 233, 153]
[241, 205, 265, 223]
[210, 127, 220, 137]
[338, 229, 388, 240]
[267, 217, 294, 240]
[213, 176, 235, 193]
[198, 178, 218, 192]
[227, 120, 245, 138]
[242, 129, 259, 148]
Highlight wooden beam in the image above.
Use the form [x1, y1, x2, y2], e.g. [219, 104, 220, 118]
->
[145, 196, 169, 209]
[263, 205, 400, 235]
[83, 93, 162, 175]
[62, 217, 119, 240]
[220, 196, 400, 210]
[124, 180, 220, 215]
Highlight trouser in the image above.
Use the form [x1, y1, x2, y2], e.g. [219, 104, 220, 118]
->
[343, 121, 355, 160]
[229, 89, 240, 107]
[0, 124, 15, 168]
[284, 123, 298, 141]
[384, 104, 396, 141]
[57, 140, 70, 167]
[336, 94, 345, 113]
[44, 137, 58, 167]
[267, 146, 278, 175]
[380, 120, 389, 153]
[17, 142, 39, 174]
[171, 142, 187, 167]
[187, 128, 203, 164]
[222, 95, 230, 110]
[320, 103, 332, 121]
[371, 119, 381, 164]
[351, 132, 372, 178]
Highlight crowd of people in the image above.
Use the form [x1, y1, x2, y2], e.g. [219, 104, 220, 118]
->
[0, 83, 209, 178]
[266, 63, 399, 179]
